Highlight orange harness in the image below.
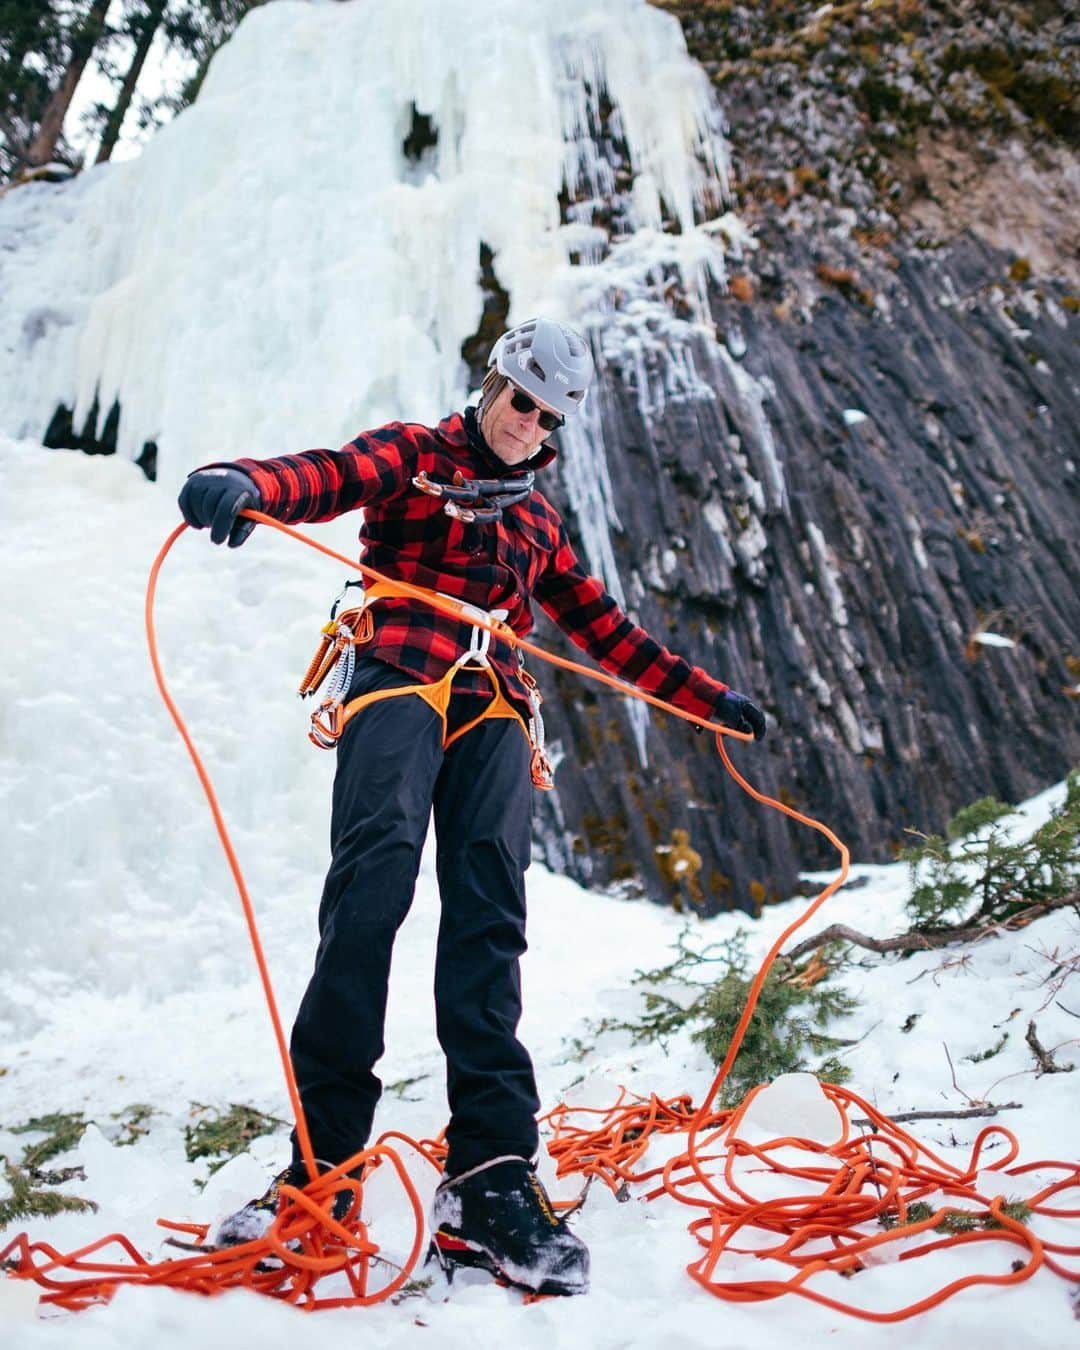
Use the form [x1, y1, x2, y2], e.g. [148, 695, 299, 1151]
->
[297, 580, 555, 789]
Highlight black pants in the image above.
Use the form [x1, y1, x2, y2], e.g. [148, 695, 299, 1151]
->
[289, 658, 540, 1177]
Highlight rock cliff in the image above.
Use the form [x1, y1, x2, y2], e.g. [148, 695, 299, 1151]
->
[531, 0, 1080, 912]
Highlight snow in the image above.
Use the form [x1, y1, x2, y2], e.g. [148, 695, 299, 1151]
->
[0, 435, 1077, 1347]
[906, 512, 930, 570]
[804, 520, 849, 628]
[711, 346, 789, 516]
[734, 1073, 845, 1146]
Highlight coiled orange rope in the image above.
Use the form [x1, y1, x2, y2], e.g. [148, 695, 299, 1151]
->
[2, 512, 1076, 1318]
[542, 1082, 1079, 1318]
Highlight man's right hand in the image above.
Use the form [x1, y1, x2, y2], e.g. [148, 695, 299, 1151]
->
[713, 689, 767, 741]
[178, 467, 261, 547]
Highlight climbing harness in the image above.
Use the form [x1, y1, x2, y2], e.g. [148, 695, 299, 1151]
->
[2, 509, 1076, 1319]
[413, 468, 535, 523]
[296, 576, 554, 788]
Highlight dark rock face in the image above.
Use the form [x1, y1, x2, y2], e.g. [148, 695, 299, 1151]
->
[526, 1, 1080, 914]
[532, 235, 1079, 915]
[652, 0, 1079, 280]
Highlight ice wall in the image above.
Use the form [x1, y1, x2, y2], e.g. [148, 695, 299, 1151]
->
[0, 0, 730, 494]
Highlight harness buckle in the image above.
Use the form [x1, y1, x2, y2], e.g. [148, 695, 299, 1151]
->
[446, 596, 511, 669]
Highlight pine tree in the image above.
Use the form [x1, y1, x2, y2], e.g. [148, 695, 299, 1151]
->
[89, 0, 269, 160]
[93, 0, 168, 164]
[24, 0, 112, 169]
[0, 1, 66, 180]
[902, 770, 1080, 932]
[1, 1, 272, 180]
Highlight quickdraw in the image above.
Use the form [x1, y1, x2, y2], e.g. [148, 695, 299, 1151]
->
[412, 468, 535, 523]
[297, 577, 555, 789]
[296, 580, 373, 745]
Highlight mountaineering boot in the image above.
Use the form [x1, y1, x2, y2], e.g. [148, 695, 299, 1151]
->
[429, 1156, 589, 1296]
[212, 1162, 359, 1248]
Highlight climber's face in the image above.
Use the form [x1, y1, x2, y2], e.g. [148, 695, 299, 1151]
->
[482, 382, 561, 465]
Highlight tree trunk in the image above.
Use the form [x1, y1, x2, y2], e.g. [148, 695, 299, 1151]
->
[24, 0, 111, 169]
[94, 0, 166, 165]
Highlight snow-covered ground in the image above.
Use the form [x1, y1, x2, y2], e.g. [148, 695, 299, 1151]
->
[0, 438, 1077, 1347]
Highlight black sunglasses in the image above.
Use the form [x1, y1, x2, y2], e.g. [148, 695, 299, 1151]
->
[508, 384, 565, 432]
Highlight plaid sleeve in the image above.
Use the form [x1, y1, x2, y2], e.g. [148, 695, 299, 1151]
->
[533, 520, 730, 720]
[214, 422, 421, 524]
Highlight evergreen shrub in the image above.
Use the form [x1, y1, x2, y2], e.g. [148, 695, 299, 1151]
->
[581, 931, 859, 1107]
[902, 769, 1080, 931]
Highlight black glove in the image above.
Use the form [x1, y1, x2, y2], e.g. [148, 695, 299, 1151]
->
[713, 689, 767, 741]
[178, 467, 261, 547]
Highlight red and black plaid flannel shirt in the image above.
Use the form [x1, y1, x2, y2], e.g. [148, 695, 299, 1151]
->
[230, 410, 728, 723]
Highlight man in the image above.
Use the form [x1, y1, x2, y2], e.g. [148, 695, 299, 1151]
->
[178, 317, 766, 1297]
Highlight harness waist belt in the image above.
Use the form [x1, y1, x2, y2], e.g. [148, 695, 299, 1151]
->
[297, 580, 554, 789]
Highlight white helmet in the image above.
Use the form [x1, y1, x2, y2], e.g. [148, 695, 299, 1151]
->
[488, 318, 593, 419]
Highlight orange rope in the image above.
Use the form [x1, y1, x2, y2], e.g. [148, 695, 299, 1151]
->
[2, 513, 1076, 1319]
[234, 510, 759, 738]
[143, 524, 318, 1183]
[541, 1078, 1079, 1319]
[536, 748, 1079, 1317]
[0, 1140, 434, 1312]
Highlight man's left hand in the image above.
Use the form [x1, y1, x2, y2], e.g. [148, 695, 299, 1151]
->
[713, 689, 767, 741]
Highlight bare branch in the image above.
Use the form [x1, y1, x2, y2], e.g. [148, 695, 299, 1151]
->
[832, 1019, 881, 1052]
[783, 890, 1080, 964]
[1025, 1020, 1076, 1075]
[943, 1041, 982, 1108]
[905, 951, 973, 986]
[852, 1102, 1023, 1127]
